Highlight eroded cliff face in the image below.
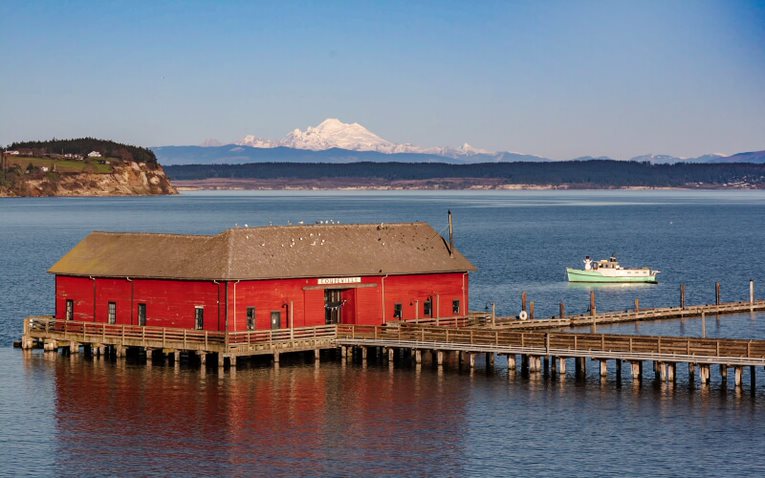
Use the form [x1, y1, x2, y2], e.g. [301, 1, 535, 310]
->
[0, 161, 177, 197]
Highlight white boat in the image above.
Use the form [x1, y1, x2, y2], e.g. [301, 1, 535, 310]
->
[566, 256, 659, 283]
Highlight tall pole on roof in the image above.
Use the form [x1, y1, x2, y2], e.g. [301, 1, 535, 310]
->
[448, 210, 454, 258]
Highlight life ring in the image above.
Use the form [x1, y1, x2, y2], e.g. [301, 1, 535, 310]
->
[518, 310, 528, 321]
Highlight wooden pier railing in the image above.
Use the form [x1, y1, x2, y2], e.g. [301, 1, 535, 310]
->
[335, 324, 765, 366]
[24, 316, 337, 355]
[493, 300, 765, 330]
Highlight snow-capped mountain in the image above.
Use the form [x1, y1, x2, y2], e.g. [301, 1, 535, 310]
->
[239, 135, 277, 149]
[630, 153, 728, 164]
[235, 118, 495, 157]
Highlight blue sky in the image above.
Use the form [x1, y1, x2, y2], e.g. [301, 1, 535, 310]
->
[1, 0, 764, 159]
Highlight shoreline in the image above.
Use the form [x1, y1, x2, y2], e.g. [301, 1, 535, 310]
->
[173, 178, 760, 192]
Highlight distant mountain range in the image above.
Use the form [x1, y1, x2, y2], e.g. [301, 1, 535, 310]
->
[152, 118, 765, 165]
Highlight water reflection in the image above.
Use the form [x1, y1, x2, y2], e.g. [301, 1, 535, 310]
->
[48, 354, 469, 476]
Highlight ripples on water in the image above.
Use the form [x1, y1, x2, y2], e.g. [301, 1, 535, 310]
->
[2, 191, 765, 476]
[2, 348, 764, 477]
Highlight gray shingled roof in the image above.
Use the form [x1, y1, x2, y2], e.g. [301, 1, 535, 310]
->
[49, 222, 476, 280]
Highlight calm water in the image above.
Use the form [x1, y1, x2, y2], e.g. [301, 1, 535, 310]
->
[2, 190, 765, 476]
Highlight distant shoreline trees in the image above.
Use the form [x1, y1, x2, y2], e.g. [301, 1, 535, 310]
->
[8, 137, 157, 164]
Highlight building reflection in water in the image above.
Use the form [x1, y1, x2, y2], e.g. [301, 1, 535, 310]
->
[50, 355, 468, 476]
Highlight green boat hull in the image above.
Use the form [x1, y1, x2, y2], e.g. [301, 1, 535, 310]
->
[566, 268, 658, 284]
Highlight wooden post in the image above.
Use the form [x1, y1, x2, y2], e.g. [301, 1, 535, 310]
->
[557, 357, 567, 375]
[415, 349, 422, 364]
[491, 303, 496, 326]
[437, 350, 444, 366]
[720, 364, 728, 383]
[507, 354, 516, 370]
[631, 361, 641, 380]
[529, 302, 535, 321]
[468, 352, 476, 369]
[658, 362, 667, 382]
[575, 357, 586, 378]
[680, 284, 686, 310]
[486, 352, 495, 368]
[599, 360, 607, 378]
[734, 366, 743, 387]
[199, 352, 207, 366]
[701, 311, 707, 338]
[667, 363, 675, 383]
[634, 298, 640, 313]
[314, 349, 321, 363]
[521, 291, 527, 312]
[559, 302, 566, 319]
[273, 351, 280, 365]
[699, 364, 710, 384]
[387, 347, 395, 362]
[173, 350, 180, 365]
[688, 363, 696, 383]
[750, 279, 755, 309]
[590, 291, 596, 316]
[715, 282, 721, 305]
[361, 346, 368, 362]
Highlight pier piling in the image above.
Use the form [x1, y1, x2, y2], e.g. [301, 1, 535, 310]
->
[680, 284, 686, 310]
[631, 361, 641, 381]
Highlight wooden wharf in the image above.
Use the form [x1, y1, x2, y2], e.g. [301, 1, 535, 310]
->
[335, 323, 765, 387]
[21, 307, 765, 388]
[491, 300, 765, 330]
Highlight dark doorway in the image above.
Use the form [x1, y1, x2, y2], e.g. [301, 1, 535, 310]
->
[325, 289, 343, 324]
[270, 311, 281, 329]
[138, 303, 147, 326]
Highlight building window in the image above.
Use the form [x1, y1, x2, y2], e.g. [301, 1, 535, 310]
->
[393, 303, 402, 320]
[246, 307, 256, 330]
[108, 302, 116, 324]
[138, 303, 147, 326]
[452, 300, 461, 315]
[424, 297, 433, 317]
[65, 300, 74, 321]
[270, 311, 281, 330]
[195, 306, 204, 330]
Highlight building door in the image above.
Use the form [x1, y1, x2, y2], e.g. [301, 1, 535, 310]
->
[65, 300, 74, 321]
[138, 303, 147, 326]
[195, 307, 204, 330]
[270, 311, 281, 329]
[324, 289, 343, 324]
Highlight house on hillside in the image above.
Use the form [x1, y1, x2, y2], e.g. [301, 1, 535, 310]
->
[48, 222, 476, 332]
[87, 151, 102, 158]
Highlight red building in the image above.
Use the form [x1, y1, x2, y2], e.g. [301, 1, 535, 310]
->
[49, 222, 476, 331]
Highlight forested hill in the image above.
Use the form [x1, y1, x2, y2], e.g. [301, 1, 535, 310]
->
[9, 138, 157, 164]
[165, 160, 765, 188]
